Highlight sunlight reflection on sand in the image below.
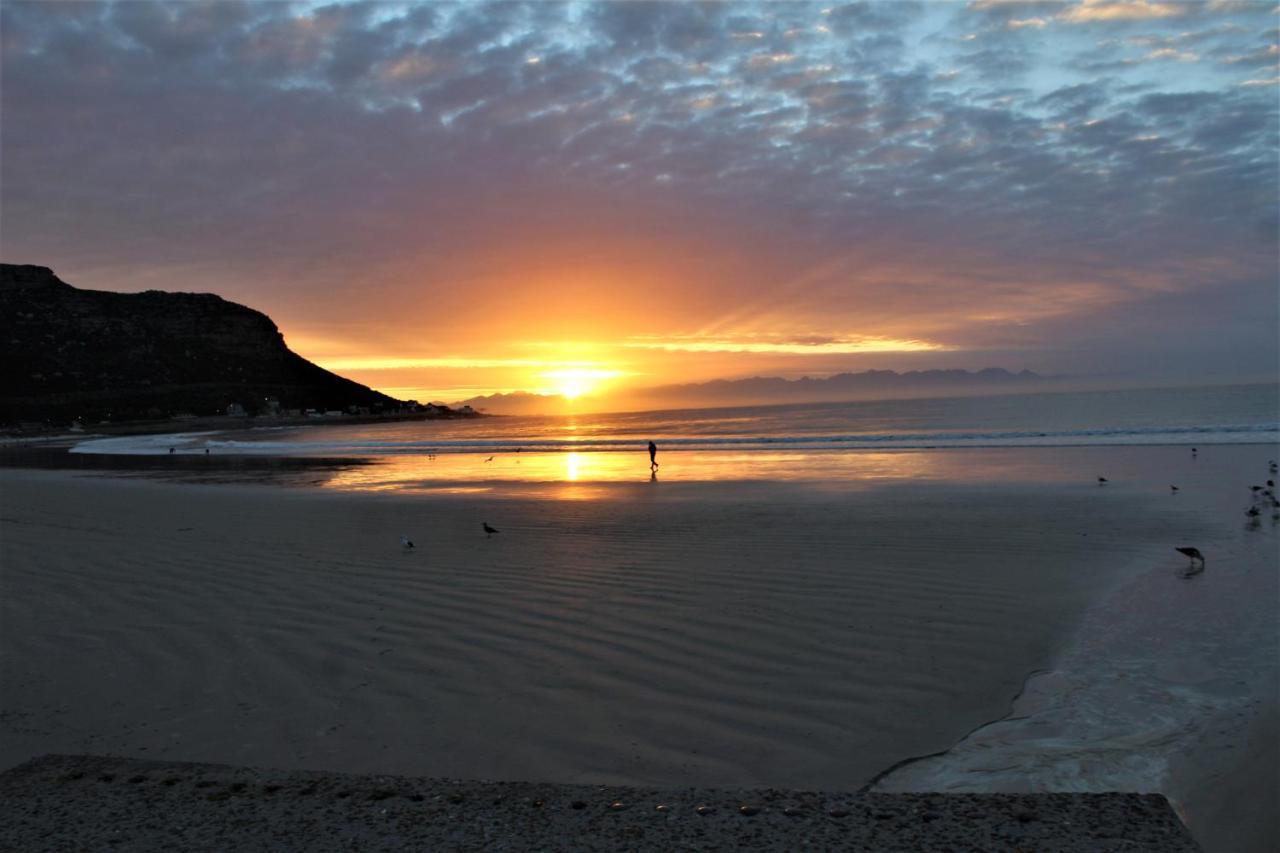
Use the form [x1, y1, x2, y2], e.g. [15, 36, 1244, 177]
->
[318, 447, 1089, 494]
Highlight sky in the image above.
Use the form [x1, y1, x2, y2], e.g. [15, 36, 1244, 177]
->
[2, 0, 1277, 409]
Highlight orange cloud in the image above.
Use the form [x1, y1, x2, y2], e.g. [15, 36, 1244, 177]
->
[1059, 1, 1188, 23]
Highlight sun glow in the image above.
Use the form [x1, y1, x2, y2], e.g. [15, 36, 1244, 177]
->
[539, 367, 627, 400]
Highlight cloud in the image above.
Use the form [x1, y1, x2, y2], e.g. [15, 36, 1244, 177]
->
[1059, 1, 1189, 23]
[620, 334, 949, 355]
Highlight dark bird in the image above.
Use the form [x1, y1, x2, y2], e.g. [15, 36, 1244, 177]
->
[1175, 546, 1205, 568]
[1250, 485, 1263, 492]
[482, 522, 499, 538]
[1246, 506, 1261, 518]
[1191, 447, 1198, 455]
[1267, 480, 1275, 488]
[1170, 485, 1179, 493]
[1097, 477, 1108, 485]
[485, 456, 495, 463]
[400, 535, 415, 549]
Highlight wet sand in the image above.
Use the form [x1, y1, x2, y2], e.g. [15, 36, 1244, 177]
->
[1, 445, 1275, 850]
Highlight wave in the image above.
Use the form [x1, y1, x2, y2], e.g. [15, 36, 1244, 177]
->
[71, 422, 1280, 456]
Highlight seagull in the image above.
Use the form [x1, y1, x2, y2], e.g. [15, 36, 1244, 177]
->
[1170, 485, 1179, 493]
[400, 535, 415, 549]
[482, 522, 499, 538]
[1175, 546, 1205, 568]
[1097, 476, 1108, 485]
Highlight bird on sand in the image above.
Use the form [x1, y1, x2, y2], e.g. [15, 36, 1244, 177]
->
[1175, 546, 1205, 568]
[400, 535, 415, 549]
[1170, 485, 1179, 493]
[1097, 476, 1108, 485]
[485, 456, 495, 463]
[482, 522, 499, 538]
[1246, 506, 1261, 518]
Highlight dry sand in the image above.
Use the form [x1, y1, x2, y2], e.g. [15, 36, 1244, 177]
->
[0, 445, 1275, 850]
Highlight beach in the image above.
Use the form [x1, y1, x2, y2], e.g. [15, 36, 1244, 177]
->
[1, 444, 1276, 851]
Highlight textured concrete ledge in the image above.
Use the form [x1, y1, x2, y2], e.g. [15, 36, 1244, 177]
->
[1, 754, 1201, 852]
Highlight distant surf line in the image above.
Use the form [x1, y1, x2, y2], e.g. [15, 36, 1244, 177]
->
[71, 422, 1279, 456]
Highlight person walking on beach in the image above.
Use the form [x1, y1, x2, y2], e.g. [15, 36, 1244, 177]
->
[648, 440, 658, 471]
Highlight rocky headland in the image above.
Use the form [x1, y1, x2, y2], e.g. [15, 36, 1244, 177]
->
[1, 264, 411, 427]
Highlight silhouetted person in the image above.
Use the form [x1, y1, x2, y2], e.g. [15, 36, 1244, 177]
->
[648, 440, 658, 470]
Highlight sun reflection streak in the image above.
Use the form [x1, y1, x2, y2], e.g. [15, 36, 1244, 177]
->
[317, 447, 1007, 492]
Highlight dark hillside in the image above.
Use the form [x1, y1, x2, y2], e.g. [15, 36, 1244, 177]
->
[0, 264, 402, 423]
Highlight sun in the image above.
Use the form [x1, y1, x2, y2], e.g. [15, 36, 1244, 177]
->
[540, 367, 624, 400]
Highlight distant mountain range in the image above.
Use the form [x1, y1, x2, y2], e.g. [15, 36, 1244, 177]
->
[457, 367, 1059, 415]
[1, 264, 404, 424]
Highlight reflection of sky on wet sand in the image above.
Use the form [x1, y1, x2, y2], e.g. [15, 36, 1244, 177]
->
[314, 446, 1222, 496]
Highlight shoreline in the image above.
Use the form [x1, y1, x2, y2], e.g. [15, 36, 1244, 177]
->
[0, 410, 488, 447]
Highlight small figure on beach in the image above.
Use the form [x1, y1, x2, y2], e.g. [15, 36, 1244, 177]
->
[1097, 476, 1108, 485]
[168, 446, 175, 454]
[648, 440, 658, 471]
[400, 535, 415, 550]
[1170, 485, 1179, 493]
[482, 522, 499, 538]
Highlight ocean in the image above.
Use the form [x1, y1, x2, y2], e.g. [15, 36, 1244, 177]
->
[72, 382, 1278, 461]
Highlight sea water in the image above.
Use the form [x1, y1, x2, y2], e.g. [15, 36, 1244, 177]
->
[73, 383, 1278, 464]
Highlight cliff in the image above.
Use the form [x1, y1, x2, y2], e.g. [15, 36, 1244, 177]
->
[0, 264, 403, 423]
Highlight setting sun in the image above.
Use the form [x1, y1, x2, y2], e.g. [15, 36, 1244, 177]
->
[539, 367, 627, 400]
